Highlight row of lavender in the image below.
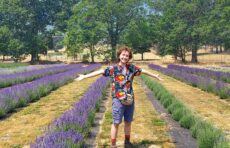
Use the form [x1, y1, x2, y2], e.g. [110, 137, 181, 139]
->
[31, 76, 109, 147]
[168, 64, 230, 83]
[149, 64, 230, 99]
[0, 64, 101, 117]
[0, 64, 81, 88]
[0, 64, 65, 75]
[205, 66, 230, 73]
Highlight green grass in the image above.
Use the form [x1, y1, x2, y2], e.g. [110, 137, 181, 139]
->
[0, 63, 29, 68]
[151, 118, 165, 126]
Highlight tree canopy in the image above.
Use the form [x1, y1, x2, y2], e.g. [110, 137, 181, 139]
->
[0, 0, 229, 63]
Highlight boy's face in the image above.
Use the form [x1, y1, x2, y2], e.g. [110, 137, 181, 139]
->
[119, 50, 130, 64]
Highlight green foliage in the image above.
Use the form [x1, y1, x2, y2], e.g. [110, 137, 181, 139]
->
[167, 102, 183, 114]
[0, 26, 24, 61]
[171, 106, 188, 121]
[122, 17, 152, 60]
[0, 108, 6, 118]
[149, 0, 229, 63]
[93, 0, 145, 61]
[0, 63, 28, 68]
[65, 0, 106, 62]
[0, 0, 59, 63]
[141, 75, 229, 147]
[196, 123, 229, 148]
[179, 113, 196, 129]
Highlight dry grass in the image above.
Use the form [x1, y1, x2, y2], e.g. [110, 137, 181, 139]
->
[21, 46, 230, 66]
[0, 76, 99, 148]
[96, 78, 174, 148]
[143, 65, 230, 140]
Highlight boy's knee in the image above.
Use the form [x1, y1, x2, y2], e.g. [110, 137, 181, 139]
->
[124, 121, 131, 124]
[113, 123, 120, 128]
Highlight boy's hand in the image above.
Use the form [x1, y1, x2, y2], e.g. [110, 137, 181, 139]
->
[155, 74, 163, 81]
[158, 77, 163, 81]
[75, 74, 85, 81]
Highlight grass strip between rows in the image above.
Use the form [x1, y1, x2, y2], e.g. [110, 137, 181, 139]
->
[141, 75, 230, 148]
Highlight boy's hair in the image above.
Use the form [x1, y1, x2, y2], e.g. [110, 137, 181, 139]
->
[116, 46, 133, 62]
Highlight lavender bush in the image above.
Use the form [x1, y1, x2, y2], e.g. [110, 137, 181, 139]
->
[168, 64, 230, 83]
[149, 64, 230, 99]
[0, 64, 65, 75]
[0, 64, 82, 88]
[31, 76, 109, 148]
[31, 130, 83, 148]
[0, 64, 101, 117]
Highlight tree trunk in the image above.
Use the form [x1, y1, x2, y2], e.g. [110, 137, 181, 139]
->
[191, 47, 198, 63]
[182, 51, 186, 63]
[108, 25, 118, 62]
[220, 45, 223, 53]
[180, 47, 186, 63]
[141, 52, 144, 60]
[89, 45, 95, 63]
[174, 54, 177, 61]
[211, 46, 214, 52]
[111, 41, 117, 62]
[73, 53, 77, 61]
[31, 52, 39, 64]
[215, 45, 219, 54]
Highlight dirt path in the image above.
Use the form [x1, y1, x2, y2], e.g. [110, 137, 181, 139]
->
[96, 79, 174, 148]
[0, 76, 99, 148]
[85, 90, 110, 147]
[143, 65, 230, 139]
[139, 77, 197, 148]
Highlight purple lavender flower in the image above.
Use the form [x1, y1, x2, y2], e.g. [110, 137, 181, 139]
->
[0, 64, 83, 88]
[0, 64, 101, 117]
[149, 64, 230, 99]
[168, 64, 230, 83]
[31, 130, 83, 148]
[31, 76, 109, 147]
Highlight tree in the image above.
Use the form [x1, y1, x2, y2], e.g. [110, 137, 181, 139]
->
[65, 0, 106, 63]
[0, 26, 13, 61]
[0, 26, 24, 62]
[0, 0, 64, 63]
[205, 0, 230, 52]
[151, 0, 213, 63]
[8, 39, 24, 62]
[95, 0, 144, 61]
[123, 18, 151, 60]
[54, 0, 81, 32]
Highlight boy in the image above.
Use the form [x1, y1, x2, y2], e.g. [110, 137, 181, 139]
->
[76, 46, 162, 147]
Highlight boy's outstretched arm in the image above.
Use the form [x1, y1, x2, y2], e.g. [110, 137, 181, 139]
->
[75, 69, 104, 81]
[141, 69, 163, 81]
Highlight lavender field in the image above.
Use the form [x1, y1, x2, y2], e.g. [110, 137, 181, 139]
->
[0, 64, 101, 117]
[149, 64, 230, 99]
[0, 63, 230, 148]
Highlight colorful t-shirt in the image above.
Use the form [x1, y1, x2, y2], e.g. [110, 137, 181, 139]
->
[103, 64, 142, 100]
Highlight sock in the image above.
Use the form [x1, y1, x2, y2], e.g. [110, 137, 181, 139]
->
[125, 135, 130, 142]
[111, 139, 116, 146]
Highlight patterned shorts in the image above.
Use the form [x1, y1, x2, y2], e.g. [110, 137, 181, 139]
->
[112, 98, 135, 124]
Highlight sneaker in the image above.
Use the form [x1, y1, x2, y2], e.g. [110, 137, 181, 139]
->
[124, 140, 134, 148]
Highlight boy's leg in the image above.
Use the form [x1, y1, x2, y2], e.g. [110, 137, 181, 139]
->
[111, 123, 119, 146]
[111, 98, 124, 146]
[124, 121, 131, 141]
[123, 102, 134, 147]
